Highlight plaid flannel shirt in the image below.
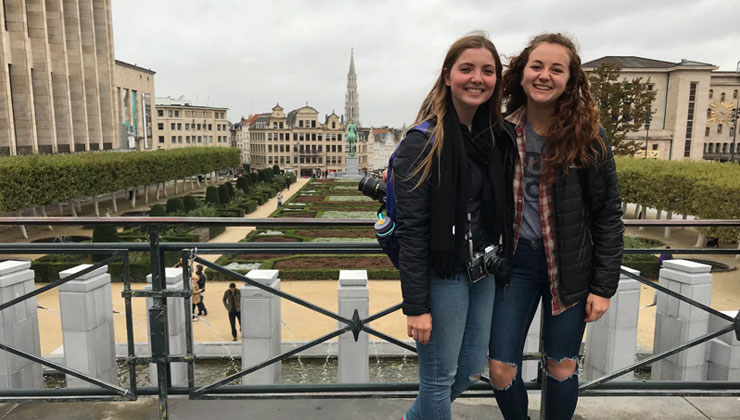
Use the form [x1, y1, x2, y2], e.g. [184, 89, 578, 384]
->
[506, 107, 575, 315]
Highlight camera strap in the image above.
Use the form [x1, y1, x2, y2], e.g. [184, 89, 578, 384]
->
[466, 201, 475, 262]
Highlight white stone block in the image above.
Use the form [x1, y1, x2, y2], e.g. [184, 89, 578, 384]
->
[339, 270, 368, 286]
[615, 290, 640, 330]
[659, 267, 712, 286]
[245, 269, 279, 286]
[241, 338, 281, 385]
[0, 260, 31, 276]
[708, 311, 739, 345]
[662, 259, 712, 274]
[59, 264, 108, 281]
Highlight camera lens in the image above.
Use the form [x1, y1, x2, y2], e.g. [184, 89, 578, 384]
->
[358, 175, 386, 202]
[485, 255, 510, 278]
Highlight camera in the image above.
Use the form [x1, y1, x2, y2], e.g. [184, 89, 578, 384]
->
[467, 244, 510, 283]
[358, 175, 386, 203]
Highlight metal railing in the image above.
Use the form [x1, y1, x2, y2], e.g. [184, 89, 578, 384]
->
[0, 217, 738, 420]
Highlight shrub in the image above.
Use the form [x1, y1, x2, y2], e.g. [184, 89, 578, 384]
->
[205, 186, 220, 205]
[272, 164, 281, 175]
[225, 181, 235, 197]
[92, 225, 119, 242]
[236, 176, 249, 192]
[242, 199, 257, 214]
[165, 197, 185, 214]
[218, 184, 231, 204]
[183, 195, 198, 212]
[248, 172, 259, 184]
[149, 204, 166, 216]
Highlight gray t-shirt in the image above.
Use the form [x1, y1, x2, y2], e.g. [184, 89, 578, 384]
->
[520, 120, 546, 240]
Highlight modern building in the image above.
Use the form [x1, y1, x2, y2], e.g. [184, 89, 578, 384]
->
[248, 103, 345, 176]
[344, 49, 360, 126]
[1, 0, 117, 155]
[114, 60, 156, 151]
[154, 96, 229, 150]
[583, 57, 740, 162]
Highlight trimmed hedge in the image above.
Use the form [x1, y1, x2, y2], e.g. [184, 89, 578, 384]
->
[183, 195, 198, 212]
[0, 147, 239, 212]
[615, 156, 740, 241]
[166, 198, 185, 214]
[149, 204, 166, 216]
[205, 186, 220, 205]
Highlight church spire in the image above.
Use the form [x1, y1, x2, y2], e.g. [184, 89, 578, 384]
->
[345, 48, 360, 126]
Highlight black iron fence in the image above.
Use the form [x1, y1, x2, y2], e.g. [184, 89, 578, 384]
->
[0, 217, 738, 420]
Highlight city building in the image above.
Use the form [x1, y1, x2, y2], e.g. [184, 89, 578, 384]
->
[1, 0, 117, 155]
[248, 103, 345, 176]
[114, 60, 156, 151]
[230, 114, 258, 166]
[583, 57, 740, 162]
[154, 96, 229, 150]
[368, 127, 400, 171]
[344, 49, 360, 126]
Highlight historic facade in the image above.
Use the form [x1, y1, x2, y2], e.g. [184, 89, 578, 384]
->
[114, 60, 156, 151]
[248, 104, 345, 176]
[344, 49, 360, 126]
[0, 0, 117, 155]
[583, 57, 740, 162]
[154, 96, 229, 150]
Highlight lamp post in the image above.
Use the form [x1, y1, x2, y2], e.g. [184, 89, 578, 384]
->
[644, 115, 652, 159]
[731, 60, 740, 163]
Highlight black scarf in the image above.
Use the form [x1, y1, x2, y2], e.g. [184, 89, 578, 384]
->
[430, 97, 501, 275]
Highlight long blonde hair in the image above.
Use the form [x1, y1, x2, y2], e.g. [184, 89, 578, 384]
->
[409, 32, 503, 187]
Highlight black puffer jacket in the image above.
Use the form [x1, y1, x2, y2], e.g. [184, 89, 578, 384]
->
[549, 127, 624, 306]
[393, 126, 516, 316]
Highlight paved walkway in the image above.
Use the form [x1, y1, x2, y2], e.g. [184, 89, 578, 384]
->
[0, 395, 737, 419]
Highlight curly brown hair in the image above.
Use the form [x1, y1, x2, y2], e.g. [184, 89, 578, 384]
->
[502, 33, 606, 183]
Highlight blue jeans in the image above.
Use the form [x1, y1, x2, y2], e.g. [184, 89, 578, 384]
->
[404, 270, 495, 420]
[489, 239, 586, 420]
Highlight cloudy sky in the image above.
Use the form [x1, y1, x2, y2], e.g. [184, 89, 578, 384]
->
[112, 0, 740, 128]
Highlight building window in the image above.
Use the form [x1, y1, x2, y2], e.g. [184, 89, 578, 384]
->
[178, 136, 183, 143]
[338, 134, 342, 141]
[168, 110, 173, 117]
[171, 136, 176, 143]
[299, 120, 304, 128]
[709, 89, 713, 98]
[159, 136, 164, 143]
[208, 124, 213, 131]
[338, 145, 342, 153]
[731, 127, 736, 137]
[684, 82, 697, 157]
[652, 144, 658, 150]
[170, 123, 175, 130]
[268, 145, 272, 152]
[175, 110, 180, 117]
[280, 122, 284, 129]
[338, 157, 342, 164]
[158, 110, 164, 117]
[332, 122, 336, 129]
[279, 133, 284, 140]
[311, 120, 316, 128]
[705, 127, 710, 136]
[197, 124, 201, 130]
[735, 90, 738, 99]
[186, 123, 190, 130]
[186, 136, 190, 143]
[177, 123, 182, 130]
[707, 109, 712, 118]
[718, 124, 723, 134]
[312, 133, 316, 141]
[720, 92, 726, 101]
[158, 123, 164, 130]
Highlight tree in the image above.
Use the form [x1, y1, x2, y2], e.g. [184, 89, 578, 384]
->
[589, 62, 657, 156]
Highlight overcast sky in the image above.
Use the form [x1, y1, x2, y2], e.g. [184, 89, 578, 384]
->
[112, 0, 740, 128]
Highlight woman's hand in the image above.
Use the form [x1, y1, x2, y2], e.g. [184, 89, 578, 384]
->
[585, 293, 610, 322]
[407, 313, 432, 345]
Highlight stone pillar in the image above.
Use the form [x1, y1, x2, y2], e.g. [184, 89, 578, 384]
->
[58, 264, 115, 388]
[46, 0, 75, 153]
[652, 259, 712, 380]
[146, 267, 187, 386]
[63, 0, 90, 152]
[337, 270, 369, 383]
[242, 270, 281, 385]
[7, 0, 39, 155]
[521, 304, 541, 382]
[584, 267, 641, 381]
[0, 261, 43, 389]
[707, 310, 740, 381]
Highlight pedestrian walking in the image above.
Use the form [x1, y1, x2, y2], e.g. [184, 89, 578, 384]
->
[222, 283, 241, 341]
[195, 265, 208, 316]
[191, 274, 203, 321]
[277, 192, 283, 208]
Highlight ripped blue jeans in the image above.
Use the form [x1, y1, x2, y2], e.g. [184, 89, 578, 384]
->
[404, 270, 495, 420]
[488, 239, 586, 420]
